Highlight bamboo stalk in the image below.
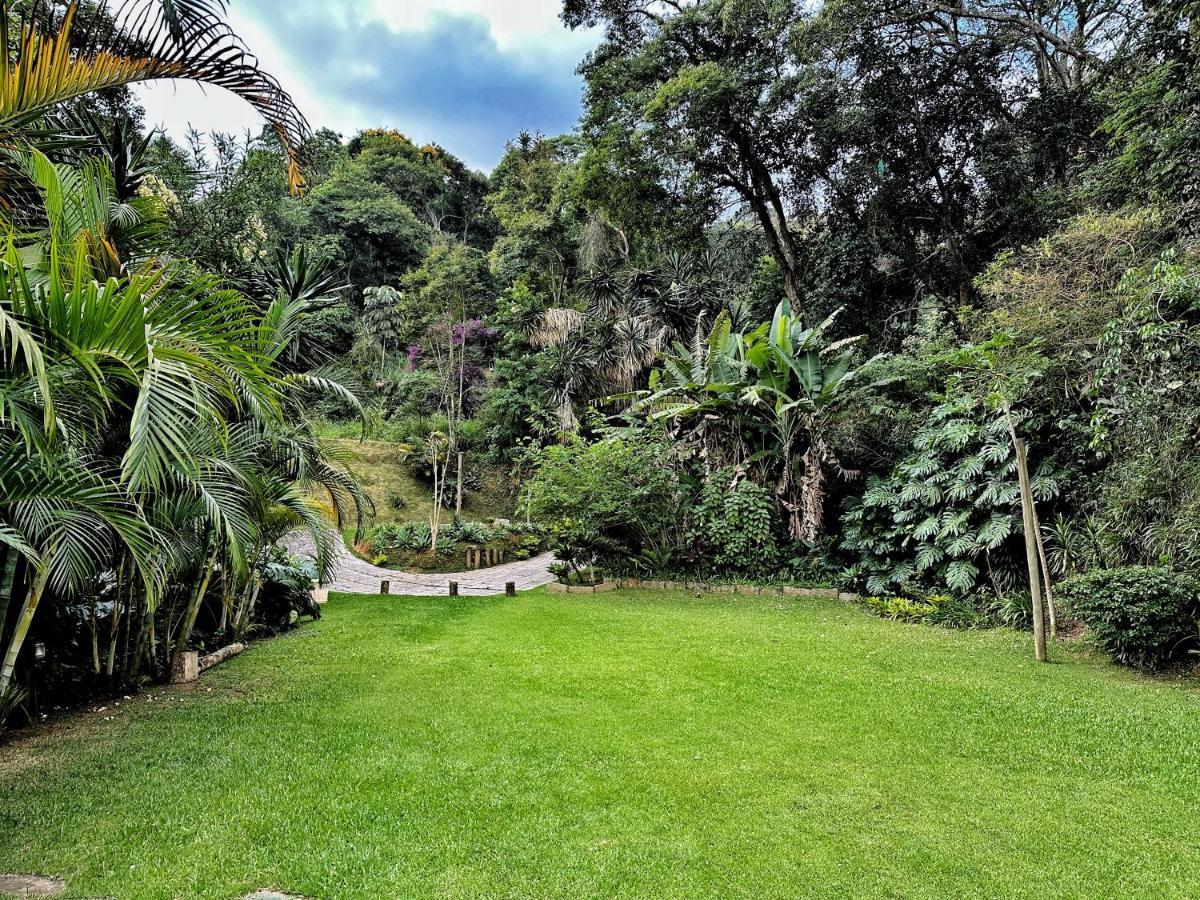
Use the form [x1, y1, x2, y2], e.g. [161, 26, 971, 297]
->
[170, 544, 218, 676]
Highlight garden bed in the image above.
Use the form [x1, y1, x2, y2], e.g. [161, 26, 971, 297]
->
[354, 519, 547, 573]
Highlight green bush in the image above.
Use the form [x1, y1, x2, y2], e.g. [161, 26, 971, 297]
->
[258, 552, 321, 629]
[692, 470, 779, 573]
[1058, 566, 1200, 669]
[524, 436, 683, 565]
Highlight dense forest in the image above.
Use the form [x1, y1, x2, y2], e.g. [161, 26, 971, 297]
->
[3, 0, 1200, 726]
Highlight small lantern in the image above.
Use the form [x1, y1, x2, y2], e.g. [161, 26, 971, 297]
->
[32, 642, 47, 662]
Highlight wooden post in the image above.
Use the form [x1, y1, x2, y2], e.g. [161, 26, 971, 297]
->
[1031, 503, 1058, 639]
[506, 582, 516, 597]
[380, 580, 390, 595]
[1013, 437, 1048, 662]
[171, 650, 199, 684]
[449, 581, 458, 597]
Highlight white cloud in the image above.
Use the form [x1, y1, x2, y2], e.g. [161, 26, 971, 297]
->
[368, 0, 569, 45]
[136, 0, 596, 170]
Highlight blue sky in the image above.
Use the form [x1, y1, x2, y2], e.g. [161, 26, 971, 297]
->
[137, 0, 600, 171]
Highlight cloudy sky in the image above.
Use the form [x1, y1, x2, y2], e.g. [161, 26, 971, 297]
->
[137, 0, 600, 171]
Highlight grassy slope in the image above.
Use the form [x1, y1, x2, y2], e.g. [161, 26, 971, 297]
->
[329, 438, 515, 528]
[1, 590, 1198, 899]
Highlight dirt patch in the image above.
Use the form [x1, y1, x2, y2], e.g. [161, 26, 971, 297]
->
[0, 874, 65, 897]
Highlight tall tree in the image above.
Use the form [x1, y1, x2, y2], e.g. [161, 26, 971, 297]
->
[564, 0, 812, 308]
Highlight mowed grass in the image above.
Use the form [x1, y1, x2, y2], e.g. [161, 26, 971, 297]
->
[2, 591, 1199, 899]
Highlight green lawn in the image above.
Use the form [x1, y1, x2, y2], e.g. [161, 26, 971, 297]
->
[2, 590, 1199, 899]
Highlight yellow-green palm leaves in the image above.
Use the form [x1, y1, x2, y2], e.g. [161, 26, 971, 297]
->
[0, 1, 310, 193]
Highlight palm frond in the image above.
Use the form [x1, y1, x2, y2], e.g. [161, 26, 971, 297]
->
[0, 1, 310, 193]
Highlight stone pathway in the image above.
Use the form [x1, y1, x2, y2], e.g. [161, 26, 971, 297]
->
[284, 532, 557, 596]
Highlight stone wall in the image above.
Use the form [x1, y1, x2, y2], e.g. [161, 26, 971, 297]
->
[545, 578, 860, 601]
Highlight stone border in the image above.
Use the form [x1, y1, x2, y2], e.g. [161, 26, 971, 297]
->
[545, 580, 618, 595]
[546, 577, 859, 601]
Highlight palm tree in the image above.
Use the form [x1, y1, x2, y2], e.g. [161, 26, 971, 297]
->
[0, 189, 365, 699]
[531, 248, 740, 434]
[0, 3, 368, 705]
[0, 1, 310, 195]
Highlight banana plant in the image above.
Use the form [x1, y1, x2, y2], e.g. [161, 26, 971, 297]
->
[740, 300, 868, 542]
[628, 300, 870, 544]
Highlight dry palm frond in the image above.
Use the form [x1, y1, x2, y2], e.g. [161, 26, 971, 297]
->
[530, 307, 587, 347]
[0, 1, 311, 194]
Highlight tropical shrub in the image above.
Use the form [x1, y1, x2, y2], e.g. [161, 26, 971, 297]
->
[1058, 566, 1200, 669]
[980, 592, 1035, 631]
[858, 593, 981, 628]
[452, 520, 491, 545]
[368, 520, 433, 552]
[691, 469, 779, 573]
[840, 396, 1061, 596]
[256, 553, 321, 631]
[861, 594, 945, 622]
[524, 436, 683, 564]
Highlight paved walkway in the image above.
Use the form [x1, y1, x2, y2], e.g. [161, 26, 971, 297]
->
[285, 532, 557, 596]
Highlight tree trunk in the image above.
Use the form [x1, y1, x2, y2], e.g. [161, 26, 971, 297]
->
[1013, 436, 1048, 662]
[455, 451, 464, 515]
[170, 545, 218, 676]
[430, 442, 442, 550]
[798, 442, 827, 544]
[106, 557, 125, 678]
[0, 546, 19, 650]
[0, 568, 49, 700]
[90, 595, 100, 675]
[232, 574, 261, 638]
